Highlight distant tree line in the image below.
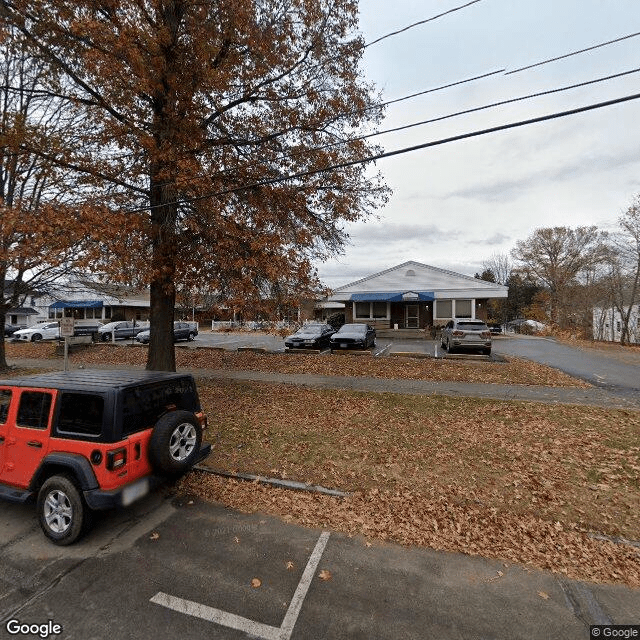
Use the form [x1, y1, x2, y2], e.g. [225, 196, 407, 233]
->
[476, 199, 640, 344]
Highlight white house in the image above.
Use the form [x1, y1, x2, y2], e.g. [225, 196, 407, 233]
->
[592, 304, 639, 344]
[327, 261, 509, 330]
[5, 278, 150, 328]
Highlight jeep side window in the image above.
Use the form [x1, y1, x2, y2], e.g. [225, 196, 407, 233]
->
[0, 389, 11, 424]
[17, 391, 52, 430]
[58, 393, 104, 436]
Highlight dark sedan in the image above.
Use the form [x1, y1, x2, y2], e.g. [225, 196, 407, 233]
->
[3, 323, 20, 337]
[135, 321, 198, 344]
[284, 323, 335, 350]
[329, 323, 376, 350]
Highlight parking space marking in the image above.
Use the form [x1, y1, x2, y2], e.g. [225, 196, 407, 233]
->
[150, 531, 330, 640]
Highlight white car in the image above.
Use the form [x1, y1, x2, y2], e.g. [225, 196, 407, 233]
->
[12, 321, 60, 342]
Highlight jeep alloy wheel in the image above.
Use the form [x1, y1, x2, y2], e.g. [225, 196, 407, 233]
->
[149, 410, 203, 475]
[37, 476, 89, 545]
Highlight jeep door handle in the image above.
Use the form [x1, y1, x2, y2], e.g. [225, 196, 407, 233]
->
[27, 440, 43, 448]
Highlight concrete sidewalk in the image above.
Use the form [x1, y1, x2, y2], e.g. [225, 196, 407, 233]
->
[7, 356, 640, 410]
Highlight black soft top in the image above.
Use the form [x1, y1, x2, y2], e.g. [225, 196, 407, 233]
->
[0, 369, 195, 393]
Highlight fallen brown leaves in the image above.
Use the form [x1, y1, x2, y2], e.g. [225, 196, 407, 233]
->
[12, 342, 591, 387]
[184, 379, 640, 587]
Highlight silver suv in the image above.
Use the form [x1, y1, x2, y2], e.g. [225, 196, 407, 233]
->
[441, 319, 492, 355]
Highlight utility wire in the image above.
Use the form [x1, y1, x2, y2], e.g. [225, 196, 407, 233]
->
[506, 31, 640, 75]
[124, 91, 640, 214]
[365, 0, 482, 48]
[175, 66, 640, 191]
[361, 66, 640, 141]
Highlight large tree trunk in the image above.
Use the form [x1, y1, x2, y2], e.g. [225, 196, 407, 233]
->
[146, 176, 177, 372]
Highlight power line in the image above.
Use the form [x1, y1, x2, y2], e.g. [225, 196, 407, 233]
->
[124, 91, 640, 214]
[506, 31, 640, 75]
[365, 0, 482, 48]
[180, 66, 640, 190]
[362, 66, 640, 141]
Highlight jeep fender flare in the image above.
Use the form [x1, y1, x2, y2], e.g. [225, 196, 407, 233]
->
[29, 453, 99, 493]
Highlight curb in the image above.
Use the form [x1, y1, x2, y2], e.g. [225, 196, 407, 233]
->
[193, 465, 351, 498]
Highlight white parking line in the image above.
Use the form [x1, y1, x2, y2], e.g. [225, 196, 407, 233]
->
[150, 531, 330, 640]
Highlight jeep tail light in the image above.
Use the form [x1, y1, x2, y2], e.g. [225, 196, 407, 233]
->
[106, 447, 127, 470]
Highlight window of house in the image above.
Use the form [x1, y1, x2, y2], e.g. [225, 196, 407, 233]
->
[355, 302, 370, 319]
[435, 300, 452, 319]
[0, 390, 11, 424]
[455, 300, 472, 318]
[372, 302, 387, 318]
[17, 391, 52, 430]
[354, 301, 388, 319]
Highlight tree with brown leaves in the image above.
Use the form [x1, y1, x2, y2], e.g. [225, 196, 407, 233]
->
[0, 1, 388, 370]
[0, 31, 88, 371]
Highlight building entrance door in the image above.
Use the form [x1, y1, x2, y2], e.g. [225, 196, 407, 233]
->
[405, 304, 419, 328]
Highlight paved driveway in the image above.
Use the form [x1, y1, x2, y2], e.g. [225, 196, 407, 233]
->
[1, 490, 638, 640]
[491, 335, 640, 395]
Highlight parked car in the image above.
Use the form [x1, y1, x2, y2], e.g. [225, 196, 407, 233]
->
[441, 319, 492, 355]
[329, 323, 376, 350]
[12, 320, 103, 342]
[284, 323, 335, 350]
[0, 369, 210, 545]
[12, 321, 61, 342]
[135, 321, 197, 344]
[98, 320, 148, 341]
[489, 324, 502, 335]
[3, 323, 20, 337]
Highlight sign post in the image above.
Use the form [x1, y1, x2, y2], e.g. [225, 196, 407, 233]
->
[60, 317, 75, 371]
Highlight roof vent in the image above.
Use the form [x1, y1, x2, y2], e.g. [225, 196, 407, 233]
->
[405, 269, 416, 277]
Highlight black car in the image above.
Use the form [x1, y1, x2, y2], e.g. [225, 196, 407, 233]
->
[329, 323, 376, 350]
[135, 321, 198, 344]
[3, 323, 20, 337]
[284, 323, 335, 350]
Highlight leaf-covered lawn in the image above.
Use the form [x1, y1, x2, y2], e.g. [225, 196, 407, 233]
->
[181, 380, 640, 587]
[6, 342, 590, 387]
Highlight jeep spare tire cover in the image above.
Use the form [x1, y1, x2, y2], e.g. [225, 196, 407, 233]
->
[149, 410, 202, 475]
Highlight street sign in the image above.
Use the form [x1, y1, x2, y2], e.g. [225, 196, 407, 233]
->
[60, 317, 75, 338]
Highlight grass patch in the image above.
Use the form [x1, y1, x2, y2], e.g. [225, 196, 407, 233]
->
[185, 379, 640, 586]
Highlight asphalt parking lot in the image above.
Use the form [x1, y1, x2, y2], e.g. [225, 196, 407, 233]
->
[2, 487, 638, 640]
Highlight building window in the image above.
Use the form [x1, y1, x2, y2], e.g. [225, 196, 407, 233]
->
[372, 302, 387, 318]
[455, 300, 472, 318]
[435, 300, 452, 319]
[355, 302, 370, 319]
[353, 301, 389, 320]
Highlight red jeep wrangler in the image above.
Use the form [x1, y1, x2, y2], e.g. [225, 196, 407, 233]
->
[0, 370, 210, 545]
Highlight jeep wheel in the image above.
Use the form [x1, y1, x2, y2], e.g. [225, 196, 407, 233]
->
[37, 476, 91, 545]
[149, 410, 203, 476]
[31, 333, 42, 342]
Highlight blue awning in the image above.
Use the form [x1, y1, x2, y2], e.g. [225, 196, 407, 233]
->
[350, 292, 434, 302]
[50, 300, 103, 309]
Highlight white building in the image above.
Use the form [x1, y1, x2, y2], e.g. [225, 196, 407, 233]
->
[592, 304, 639, 344]
[327, 261, 509, 330]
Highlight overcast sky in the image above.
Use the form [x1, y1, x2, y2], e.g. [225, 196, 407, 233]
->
[314, 0, 640, 288]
